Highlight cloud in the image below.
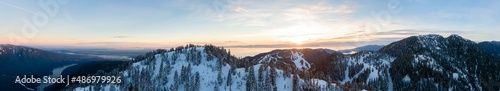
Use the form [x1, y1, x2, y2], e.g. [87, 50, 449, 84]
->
[210, 0, 358, 26]
[224, 37, 399, 49]
[233, 6, 248, 13]
[374, 29, 466, 35]
[337, 29, 467, 40]
[431, 10, 462, 19]
[174, 40, 247, 46]
[225, 44, 293, 48]
[332, 4, 354, 14]
[207, 0, 361, 45]
[226, 29, 467, 49]
[77, 42, 139, 45]
[304, 37, 400, 47]
[112, 36, 132, 38]
[75, 42, 165, 49]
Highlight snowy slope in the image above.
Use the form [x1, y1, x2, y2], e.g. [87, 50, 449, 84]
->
[312, 34, 500, 91]
[314, 51, 396, 90]
[67, 45, 338, 91]
[254, 50, 316, 71]
[290, 51, 311, 71]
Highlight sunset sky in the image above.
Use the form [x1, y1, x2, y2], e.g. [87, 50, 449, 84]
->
[1, 0, 500, 56]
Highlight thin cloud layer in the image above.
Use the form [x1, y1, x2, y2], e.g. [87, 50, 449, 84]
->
[0, 0, 498, 55]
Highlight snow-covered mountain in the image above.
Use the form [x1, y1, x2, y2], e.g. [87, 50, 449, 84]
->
[63, 34, 500, 91]
[314, 34, 500, 90]
[64, 45, 339, 91]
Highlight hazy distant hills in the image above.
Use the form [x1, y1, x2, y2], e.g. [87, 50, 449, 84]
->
[0, 44, 114, 75]
[339, 45, 384, 54]
[62, 34, 500, 91]
[0, 44, 70, 62]
[45, 48, 150, 60]
[0, 44, 82, 75]
[478, 41, 500, 57]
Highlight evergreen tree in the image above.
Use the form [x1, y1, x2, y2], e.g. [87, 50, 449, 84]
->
[293, 74, 299, 91]
[140, 68, 152, 91]
[158, 61, 168, 85]
[246, 66, 256, 91]
[172, 71, 179, 91]
[270, 66, 277, 91]
[217, 57, 224, 70]
[227, 70, 233, 87]
[181, 66, 186, 82]
[214, 83, 220, 91]
[172, 53, 178, 64]
[218, 71, 223, 85]
[165, 58, 171, 74]
[195, 72, 200, 91]
[231, 66, 236, 75]
[258, 66, 265, 91]
[195, 51, 201, 65]
[184, 65, 193, 91]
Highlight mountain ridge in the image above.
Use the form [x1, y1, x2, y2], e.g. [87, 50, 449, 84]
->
[11, 34, 497, 91]
[64, 34, 500, 91]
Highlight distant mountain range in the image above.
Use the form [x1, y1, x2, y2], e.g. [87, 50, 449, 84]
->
[2, 34, 500, 91]
[339, 45, 384, 54]
[60, 34, 500, 91]
[45, 48, 150, 60]
[478, 41, 500, 57]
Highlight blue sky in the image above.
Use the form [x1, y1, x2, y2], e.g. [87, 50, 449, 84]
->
[1, 0, 499, 53]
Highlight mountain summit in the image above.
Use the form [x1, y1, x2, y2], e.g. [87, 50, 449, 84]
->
[315, 34, 500, 90]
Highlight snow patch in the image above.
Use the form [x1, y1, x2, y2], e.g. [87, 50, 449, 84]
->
[367, 68, 379, 83]
[452, 73, 458, 80]
[74, 86, 92, 91]
[290, 50, 310, 71]
[387, 68, 394, 91]
[153, 55, 162, 77]
[123, 70, 129, 77]
[403, 75, 411, 82]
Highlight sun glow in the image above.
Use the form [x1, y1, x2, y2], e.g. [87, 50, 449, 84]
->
[265, 24, 329, 45]
[288, 35, 318, 45]
[291, 39, 305, 45]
